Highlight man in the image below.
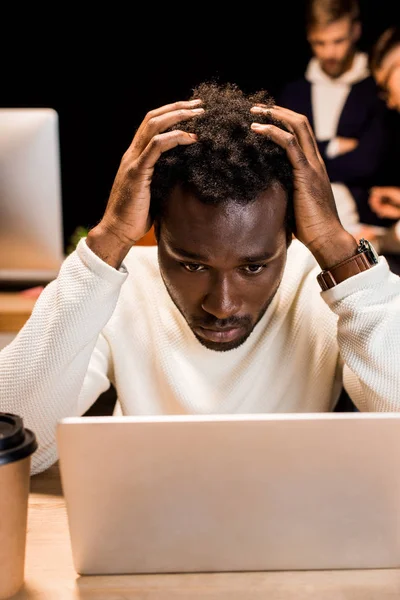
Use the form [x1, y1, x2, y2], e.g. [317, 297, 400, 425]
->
[278, 0, 391, 236]
[363, 26, 400, 256]
[1, 81, 399, 476]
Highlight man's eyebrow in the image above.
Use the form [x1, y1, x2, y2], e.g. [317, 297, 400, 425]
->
[169, 246, 275, 262]
[241, 252, 275, 262]
[169, 247, 210, 261]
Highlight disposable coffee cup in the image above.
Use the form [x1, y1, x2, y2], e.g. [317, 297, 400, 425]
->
[0, 413, 37, 599]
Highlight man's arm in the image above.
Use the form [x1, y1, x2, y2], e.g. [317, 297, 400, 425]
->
[250, 104, 400, 408]
[0, 241, 126, 474]
[322, 258, 400, 410]
[0, 100, 205, 474]
[318, 103, 389, 182]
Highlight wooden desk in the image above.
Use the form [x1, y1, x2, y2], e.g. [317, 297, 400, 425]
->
[14, 464, 400, 599]
[0, 292, 37, 332]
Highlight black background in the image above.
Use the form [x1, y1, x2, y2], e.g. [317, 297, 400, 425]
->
[1, 2, 399, 250]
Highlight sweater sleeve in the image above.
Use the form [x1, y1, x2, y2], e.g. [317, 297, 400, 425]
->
[321, 257, 400, 410]
[0, 239, 128, 474]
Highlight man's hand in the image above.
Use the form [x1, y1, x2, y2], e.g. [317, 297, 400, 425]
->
[335, 136, 358, 155]
[250, 105, 358, 269]
[86, 100, 203, 267]
[369, 186, 400, 220]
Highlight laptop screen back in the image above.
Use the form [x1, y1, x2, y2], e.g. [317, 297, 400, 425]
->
[57, 413, 400, 575]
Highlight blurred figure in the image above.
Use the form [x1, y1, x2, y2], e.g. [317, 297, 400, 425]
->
[279, 0, 391, 237]
[365, 26, 400, 251]
[354, 26, 400, 268]
[370, 26, 400, 113]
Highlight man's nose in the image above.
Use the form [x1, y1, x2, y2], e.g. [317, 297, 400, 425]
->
[201, 275, 242, 320]
[320, 44, 337, 58]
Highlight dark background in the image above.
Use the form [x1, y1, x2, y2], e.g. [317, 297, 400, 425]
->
[1, 2, 399, 251]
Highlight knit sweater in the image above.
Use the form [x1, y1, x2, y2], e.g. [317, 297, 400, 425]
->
[1, 238, 400, 475]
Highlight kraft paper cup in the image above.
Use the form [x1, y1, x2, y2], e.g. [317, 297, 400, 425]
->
[0, 413, 37, 599]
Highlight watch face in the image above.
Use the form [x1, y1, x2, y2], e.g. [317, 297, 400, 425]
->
[359, 238, 379, 264]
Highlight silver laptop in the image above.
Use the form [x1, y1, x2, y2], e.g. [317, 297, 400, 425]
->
[56, 413, 400, 575]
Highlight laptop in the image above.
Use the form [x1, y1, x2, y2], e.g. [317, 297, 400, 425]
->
[56, 412, 400, 575]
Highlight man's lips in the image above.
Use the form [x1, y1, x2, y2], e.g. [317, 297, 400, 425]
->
[324, 60, 339, 69]
[194, 326, 245, 343]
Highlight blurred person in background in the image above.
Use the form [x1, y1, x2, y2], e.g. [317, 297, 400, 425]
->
[279, 0, 393, 251]
[359, 25, 400, 269]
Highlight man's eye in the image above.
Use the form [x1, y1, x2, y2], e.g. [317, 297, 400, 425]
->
[243, 264, 265, 274]
[181, 263, 205, 272]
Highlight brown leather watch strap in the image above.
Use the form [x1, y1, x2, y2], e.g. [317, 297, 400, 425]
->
[317, 251, 373, 291]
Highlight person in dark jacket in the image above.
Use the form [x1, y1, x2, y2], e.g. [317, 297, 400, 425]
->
[351, 26, 400, 274]
[363, 27, 400, 257]
[278, 0, 392, 238]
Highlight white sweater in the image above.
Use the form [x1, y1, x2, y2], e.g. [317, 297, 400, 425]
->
[1, 238, 400, 475]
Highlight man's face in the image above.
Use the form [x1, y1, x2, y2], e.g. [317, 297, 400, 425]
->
[157, 185, 289, 352]
[374, 46, 400, 112]
[307, 16, 361, 79]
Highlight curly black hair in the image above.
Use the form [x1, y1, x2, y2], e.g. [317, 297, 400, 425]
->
[150, 81, 294, 240]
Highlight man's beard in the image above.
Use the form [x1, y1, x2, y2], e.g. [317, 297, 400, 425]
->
[322, 60, 344, 78]
[190, 303, 272, 352]
[321, 52, 354, 79]
[161, 276, 277, 352]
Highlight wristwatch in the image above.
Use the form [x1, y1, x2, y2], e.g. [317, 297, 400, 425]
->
[317, 238, 379, 291]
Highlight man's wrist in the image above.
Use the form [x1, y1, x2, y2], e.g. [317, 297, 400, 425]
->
[316, 237, 379, 291]
[86, 223, 133, 269]
[308, 229, 359, 271]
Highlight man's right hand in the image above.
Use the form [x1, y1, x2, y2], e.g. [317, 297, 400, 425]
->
[86, 100, 204, 268]
[369, 186, 400, 220]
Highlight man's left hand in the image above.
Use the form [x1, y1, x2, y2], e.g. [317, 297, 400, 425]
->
[251, 104, 358, 269]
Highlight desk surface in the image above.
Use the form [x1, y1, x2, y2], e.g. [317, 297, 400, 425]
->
[0, 292, 37, 332]
[13, 464, 400, 599]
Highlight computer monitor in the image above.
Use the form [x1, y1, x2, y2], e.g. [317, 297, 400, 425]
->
[0, 108, 64, 288]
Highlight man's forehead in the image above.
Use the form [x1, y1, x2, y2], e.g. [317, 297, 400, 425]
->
[165, 184, 287, 219]
[164, 189, 285, 237]
[160, 186, 288, 259]
[307, 17, 352, 41]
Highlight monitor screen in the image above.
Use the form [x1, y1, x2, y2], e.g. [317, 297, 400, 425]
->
[0, 108, 64, 288]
